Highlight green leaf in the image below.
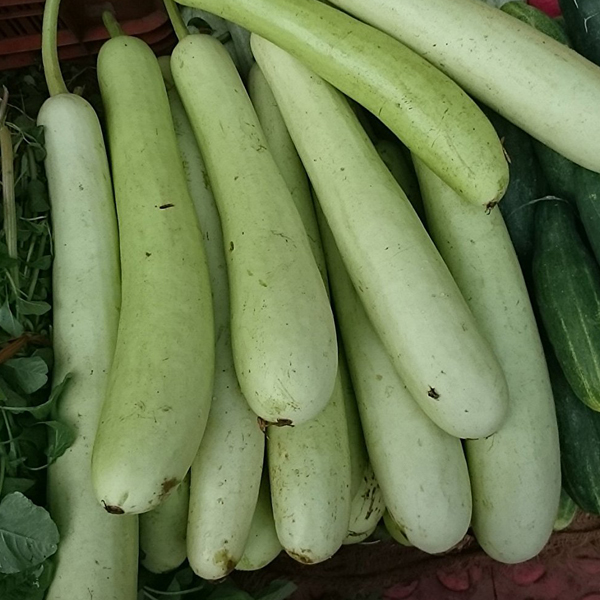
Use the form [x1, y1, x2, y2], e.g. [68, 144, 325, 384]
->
[0, 492, 59, 574]
[27, 256, 51, 271]
[0, 374, 71, 419]
[255, 581, 297, 600]
[207, 581, 253, 600]
[43, 421, 76, 463]
[0, 558, 55, 600]
[26, 180, 49, 213]
[17, 301, 50, 316]
[0, 377, 29, 408]
[0, 254, 18, 269]
[3, 358, 48, 394]
[0, 300, 23, 338]
[0, 479, 35, 500]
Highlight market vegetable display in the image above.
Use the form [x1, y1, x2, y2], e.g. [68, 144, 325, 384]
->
[8, 0, 600, 594]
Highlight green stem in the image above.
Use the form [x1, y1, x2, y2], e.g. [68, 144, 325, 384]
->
[27, 234, 47, 302]
[42, 0, 68, 96]
[0, 452, 5, 495]
[102, 11, 125, 38]
[163, 0, 189, 41]
[0, 87, 8, 128]
[0, 124, 20, 297]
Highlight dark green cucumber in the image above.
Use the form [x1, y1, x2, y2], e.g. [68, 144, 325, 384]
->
[559, 0, 600, 66]
[554, 488, 577, 531]
[483, 108, 546, 270]
[548, 349, 600, 514]
[533, 199, 600, 411]
[514, 6, 600, 267]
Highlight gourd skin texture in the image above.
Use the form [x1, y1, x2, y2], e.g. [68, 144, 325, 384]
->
[252, 35, 509, 439]
[158, 55, 265, 581]
[39, 93, 138, 600]
[178, 0, 509, 207]
[92, 36, 215, 515]
[172, 34, 337, 426]
[329, 0, 600, 175]
[415, 158, 561, 564]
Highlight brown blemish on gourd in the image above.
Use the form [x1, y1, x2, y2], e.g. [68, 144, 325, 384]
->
[160, 477, 179, 499]
[427, 386, 440, 400]
[485, 201, 498, 214]
[287, 550, 314, 564]
[159, 203, 174, 209]
[214, 549, 236, 575]
[102, 500, 125, 515]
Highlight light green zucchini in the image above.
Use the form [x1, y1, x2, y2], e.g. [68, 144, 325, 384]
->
[319, 211, 472, 553]
[91, 30, 215, 515]
[178, 0, 508, 207]
[268, 365, 352, 564]
[236, 471, 282, 572]
[38, 2, 138, 598]
[329, 0, 600, 175]
[414, 158, 561, 564]
[140, 475, 189, 574]
[158, 55, 265, 580]
[252, 35, 508, 439]
[171, 34, 336, 426]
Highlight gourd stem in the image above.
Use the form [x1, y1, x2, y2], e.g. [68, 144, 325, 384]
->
[103, 11, 125, 38]
[42, 0, 68, 96]
[164, 0, 189, 41]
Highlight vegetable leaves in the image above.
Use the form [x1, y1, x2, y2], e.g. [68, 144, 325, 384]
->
[0, 493, 58, 574]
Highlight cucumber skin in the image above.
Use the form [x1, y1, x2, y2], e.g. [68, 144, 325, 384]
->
[559, 0, 600, 66]
[548, 350, 600, 514]
[92, 36, 215, 515]
[181, 0, 509, 207]
[533, 200, 600, 412]
[39, 93, 139, 600]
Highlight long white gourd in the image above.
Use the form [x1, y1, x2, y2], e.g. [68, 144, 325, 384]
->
[171, 34, 337, 426]
[177, 0, 509, 207]
[158, 56, 265, 580]
[236, 472, 283, 572]
[252, 34, 508, 439]
[140, 475, 189, 574]
[91, 30, 215, 515]
[268, 370, 352, 564]
[247, 57, 352, 566]
[328, 0, 600, 175]
[414, 158, 561, 564]
[39, 2, 138, 598]
[318, 210, 472, 554]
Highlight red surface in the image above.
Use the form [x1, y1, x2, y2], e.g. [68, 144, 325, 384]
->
[0, 0, 176, 70]
[234, 513, 600, 599]
[528, 0, 562, 17]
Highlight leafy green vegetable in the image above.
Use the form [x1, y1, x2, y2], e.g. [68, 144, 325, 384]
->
[42, 420, 75, 464]
[0, 492, 58, 574]
[3, 356, 48, 394]
[0, 558, 54, 600]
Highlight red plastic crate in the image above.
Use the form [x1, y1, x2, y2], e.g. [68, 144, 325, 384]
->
[0, 0, 177, 71]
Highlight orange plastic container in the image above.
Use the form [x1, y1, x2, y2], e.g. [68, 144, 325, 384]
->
[0, 0, 176, 71]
